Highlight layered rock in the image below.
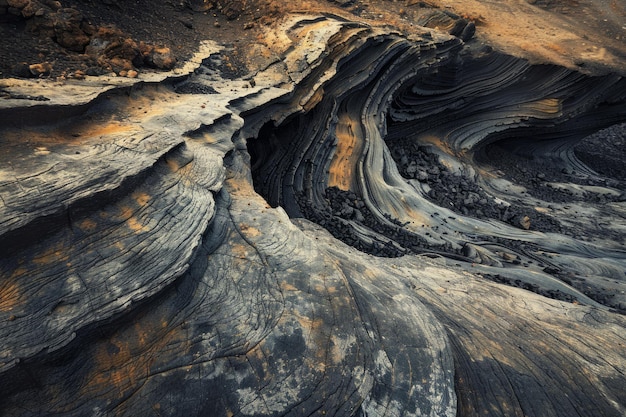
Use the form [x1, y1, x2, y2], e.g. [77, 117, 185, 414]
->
[0, 13, 625, 417]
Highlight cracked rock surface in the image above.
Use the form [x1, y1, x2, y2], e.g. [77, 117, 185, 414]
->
[0, 10, 625, 417]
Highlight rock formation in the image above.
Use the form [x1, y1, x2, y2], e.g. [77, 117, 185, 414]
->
[0, 7, 625, 417]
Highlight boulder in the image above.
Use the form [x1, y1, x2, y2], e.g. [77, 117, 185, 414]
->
[52, 8, 89, 51]
[28, 61, 52, 76]
[145, 46, 177, 69]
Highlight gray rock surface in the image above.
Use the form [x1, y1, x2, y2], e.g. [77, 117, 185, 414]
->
[0, 14, 625, 417]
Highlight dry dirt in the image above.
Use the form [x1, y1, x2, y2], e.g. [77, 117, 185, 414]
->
[1, 0, 625, 81]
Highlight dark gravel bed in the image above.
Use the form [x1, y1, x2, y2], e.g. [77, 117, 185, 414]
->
[387, 139, 563, 233]
[575, 123, 626, 185]
[295, 187, 462, 258]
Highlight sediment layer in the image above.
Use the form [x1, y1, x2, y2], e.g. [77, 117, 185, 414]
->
[0, 14, 625, 417]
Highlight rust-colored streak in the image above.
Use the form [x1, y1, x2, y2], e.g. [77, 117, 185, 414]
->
[302, 88, 325, 112]
[78, 123, 138, 140]
[280, 281, 298, 292]
[328, 113, 363, 191]
[118, 205, 134, 220]
[610, 0, 624, 14]
[239, 223, 261, 238]
[32, 245, 69, 266]
[2, 122, 138, 147]
[0, 279, 21, 312]
[127, 216, 148, 232]
[232, 243, 250, 259]
[166, 158, 181, 172]
[81, 315, 187, 403]
[132, 193, 152, 210]
[525, 98, 562, 116]
[117, 204, 149, 233]
[86, 339, 146, 399]
[79, 218, 98, 232]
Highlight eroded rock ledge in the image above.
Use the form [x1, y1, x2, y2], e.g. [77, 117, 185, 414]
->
[0, 14, 625, 417]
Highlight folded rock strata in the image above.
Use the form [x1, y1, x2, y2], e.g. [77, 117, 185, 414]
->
[0, 14, 625, 417]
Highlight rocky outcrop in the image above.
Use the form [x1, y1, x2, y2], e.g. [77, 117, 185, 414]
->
[0, 14, 625, 417]
[247, 20, 626, 310]
[2, 0, 177, 78]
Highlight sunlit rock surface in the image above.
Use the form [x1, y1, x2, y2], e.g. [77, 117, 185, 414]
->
[1, 13, 625, 417]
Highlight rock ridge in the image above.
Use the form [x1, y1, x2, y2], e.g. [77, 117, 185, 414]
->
[0, 12, 625, 417]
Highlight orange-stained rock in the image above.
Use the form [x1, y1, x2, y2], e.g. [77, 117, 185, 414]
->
[0, 10, 625, 417]
[28, 61, 52, 76]
[146, 47, 177, 69]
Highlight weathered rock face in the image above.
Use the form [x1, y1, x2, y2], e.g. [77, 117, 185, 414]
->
[246, 20, 626, 310]
[0, 14, 625, 417]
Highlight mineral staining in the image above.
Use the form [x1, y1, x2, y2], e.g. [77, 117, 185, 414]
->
[1, 13, 625, 417]
[248, 21, 626, 310]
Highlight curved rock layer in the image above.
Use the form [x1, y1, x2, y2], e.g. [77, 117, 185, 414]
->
[247, 22, 626, 311]
[1, 15, 625, 417]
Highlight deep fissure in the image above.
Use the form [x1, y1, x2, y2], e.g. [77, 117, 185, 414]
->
[246, 40, 626, 311]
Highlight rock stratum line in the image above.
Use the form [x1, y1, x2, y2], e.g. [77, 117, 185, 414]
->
[1, 14, 625, 417]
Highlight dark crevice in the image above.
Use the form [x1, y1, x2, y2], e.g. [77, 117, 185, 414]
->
[245, 33, 626, 313]
[248, 119, 465, 258]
